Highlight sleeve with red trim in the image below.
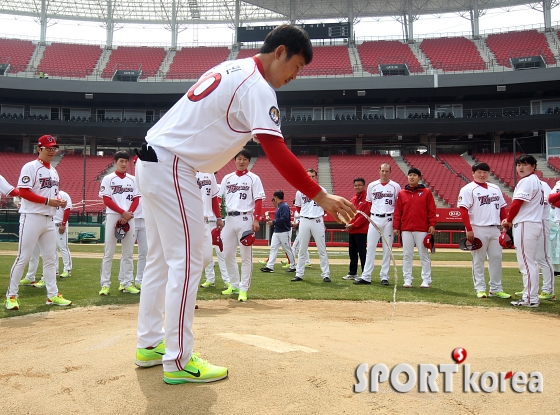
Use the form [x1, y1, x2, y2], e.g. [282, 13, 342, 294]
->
[212, 196, 221, 219]
[254, 199, 263, 220]
[8, 188, 19, 197]
[350, 201, 370, 228]
[257, 134, 322, 199]
[500, 207, 508, 222]
[103, 196, 124, 214]
[506, 199, 523, 223]
[19, 188, 47, 204]
[459, 206, 473, 232]
[62, 208, 70, 226]
[128, 196, 140, 213]
[549, 191, 560, 207]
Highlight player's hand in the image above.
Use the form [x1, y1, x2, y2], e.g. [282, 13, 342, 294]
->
[216, 218, 224, 230]
[428, 226, 435, 235]
[252, 219, 260, 232]
[501, 219, 512, 231]
[118, 217, 129, 225]
[345, 224, 354, 231]
[122, 211, 133, 221]
[47, 198, 66, 208]
[58, 225, 66, 234]
[267, 220, 273, 227]
[313, 191, 356, 224]
[394, 229, 400, 237]
[466, 230, 474, 242]
[59, 199, 67, 208]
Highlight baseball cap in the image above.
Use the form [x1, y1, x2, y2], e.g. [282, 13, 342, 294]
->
[240, 230, 256, 246]
[211, 227, 223, 252]
[115, 222, 130, 241]
[38, 135, 59, 148]
[458, 237, 483, 251]
[423, 234, 435, 254]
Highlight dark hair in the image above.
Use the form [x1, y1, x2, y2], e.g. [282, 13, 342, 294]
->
[306, 168, 318, 177]
[515, 154, 537, 167]
[114, 150, 129, 161]
[353, 177, 365, 185]
[472, 162, 490, 172]
[408, 167, 422, 176]
[259, 24, 313, 65]
[234, 148, 252, 161]
[273, 190, 284, 200]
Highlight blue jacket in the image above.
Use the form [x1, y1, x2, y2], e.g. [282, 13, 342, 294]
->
[273, 201, 291, 233]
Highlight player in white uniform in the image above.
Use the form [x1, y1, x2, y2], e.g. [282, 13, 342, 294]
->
[98, 151, 141, 296]
[22, 189, 73, 285]
[219, 149, 265, 301]
[282, 210, 311, 269]
[534, 180, 554, 300]
[5, 135, 72, 310]
[130, 157, 147, 289]
[457, 162, 510, 299]
[134, 25, 355, 384]
[549, 180, 560, 276]
[291, 168, 331, 282]
[354, 164, 401, 285]
[502, 155, 544, 307]
[197, 171, 226, 288]
[0, 175, 18, 200]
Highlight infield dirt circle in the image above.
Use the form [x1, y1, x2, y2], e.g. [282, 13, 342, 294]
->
[1, 299, 559, 414]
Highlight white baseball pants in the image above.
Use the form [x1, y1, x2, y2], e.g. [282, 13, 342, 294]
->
[401, 231, 431, 285]
[204, 244, 229, 284]
[136, 147, 203, 372]
[100, 213, 135, 288]
[296, 217, 330, 278]
[536, 219, 554, 294]
[266, 231, 295, 269]
[222, 213, 253, 292]
[289, 231, 310, 266]
[7, 213, 60, 299]
[360, 215, 393, 282]
[25, 225, 72, 279]
[513, 221, 542, 304]
[470, 225, 503, 293]
[135, 217, 147, 285]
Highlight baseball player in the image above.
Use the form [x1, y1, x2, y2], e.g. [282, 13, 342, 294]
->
[21, 189, 73, 286]
[0, 174, 19, 200]
[502, 154, 544, 307]
[98, 151, 140, 296]
[457, 162, 510, 299]
[291, 168, 331, 282]
[219, 149, 264, 301]
[132, 156, 147, 289]
[197, 171, 226, 288]
[393, 167, 436, 288]
[5, 135, 72, 310]
[549, 180, 560, 276]
[534, 179, 554, 300]
[260, 190, 296, 273]
[281, 209, 311, 269]
[354, 165, 400, 285]
[134, 24, 355, 384]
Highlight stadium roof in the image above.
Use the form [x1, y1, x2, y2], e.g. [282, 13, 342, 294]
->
[0, 0, 548, 26]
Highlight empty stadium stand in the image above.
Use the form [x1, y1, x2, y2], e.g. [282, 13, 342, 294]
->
[102, 46, 167, 79]
[0, 153, 36, 185]
[250, 155, 319, 208]
[420, 37, 486, 72]
[236, 48, 259, 60]
[166, 46, 230, 79]
[403, 154, 467, 207]
[330, 154, 408, 201]
[298, 46, 352, 76]
[485, 30, 556, 67]
[0, 38, 36, 73]
[357, 40, 423, 74]
[548, 157, 560, 175]
[37, 43, 103, 78]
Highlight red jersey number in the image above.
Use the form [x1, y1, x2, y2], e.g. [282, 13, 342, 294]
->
[187, 73, 222, 102]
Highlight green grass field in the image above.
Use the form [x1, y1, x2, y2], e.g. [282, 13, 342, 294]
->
[0, 242, 558, 318]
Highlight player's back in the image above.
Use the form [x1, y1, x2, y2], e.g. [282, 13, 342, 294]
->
[146, 57, 281, 173]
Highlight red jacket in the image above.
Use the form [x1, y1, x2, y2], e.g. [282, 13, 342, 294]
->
[348, 191, 370, 234]
[393, 185, 437, 232]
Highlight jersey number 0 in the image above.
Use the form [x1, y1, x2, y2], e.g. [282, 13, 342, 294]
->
[187, 73, 222, 102]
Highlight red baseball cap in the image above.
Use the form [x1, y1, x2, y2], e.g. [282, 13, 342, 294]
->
[38, 135, 59, 148]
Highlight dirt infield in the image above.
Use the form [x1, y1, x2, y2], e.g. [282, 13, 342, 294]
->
[1, 300, 559, 414]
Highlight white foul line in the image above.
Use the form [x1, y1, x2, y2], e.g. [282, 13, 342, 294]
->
[218, 333, 318, 353]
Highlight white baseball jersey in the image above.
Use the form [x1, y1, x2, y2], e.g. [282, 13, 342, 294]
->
[512, 173, 543, 224]
[552, 180, 560, 223]
[18, 159, 60, 215]
[220, 171, 264, 212]
[134, 197, 145, 220]
[540, 180, 551, 220]
[0, 174, 15, 196]
[295, 186, 326, 218]
[146, 57, 283, 173]
[54, 190, 72, 223]
[197, 172, 220, 219]
[366, 180, 401, 215]
[99, 172, 139, 214]
[457, 182, 506, 226]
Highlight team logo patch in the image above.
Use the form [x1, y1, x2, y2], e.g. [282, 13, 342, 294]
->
[100, 186, 105, 192]
[22, 176, 30, 184]
[458, 196, 462, 202]
[269, 106, 280, 125]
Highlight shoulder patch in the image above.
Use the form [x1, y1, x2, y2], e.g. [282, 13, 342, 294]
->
[22, 176, 30, 184]
[100, 186, 105, 192]
[269, 106, 280, 125]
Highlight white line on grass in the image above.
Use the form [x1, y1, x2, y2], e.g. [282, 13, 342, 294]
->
[218, 333, 318, 353]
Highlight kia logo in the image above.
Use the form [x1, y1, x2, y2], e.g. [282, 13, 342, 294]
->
[449, 211, 460, 217]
